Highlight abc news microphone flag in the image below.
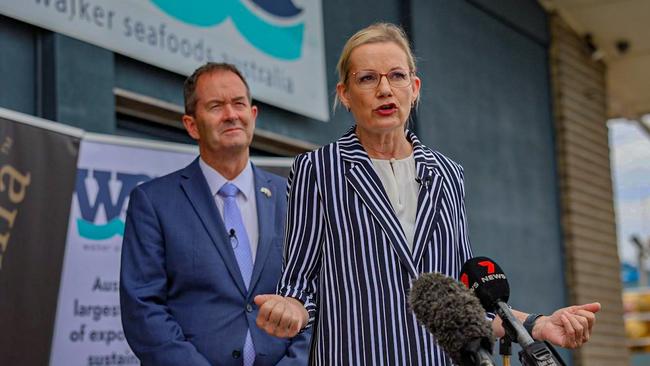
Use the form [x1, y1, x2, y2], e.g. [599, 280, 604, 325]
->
[0, 113, 81, 366]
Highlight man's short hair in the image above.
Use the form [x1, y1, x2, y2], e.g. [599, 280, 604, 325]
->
[183, 62, 251, 116]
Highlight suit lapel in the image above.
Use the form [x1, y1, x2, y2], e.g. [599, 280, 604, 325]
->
[409, 132, 446, 270]
[180, 159, 247, 296]
[248, 166, 275, 294]
[340, 130, 418, 278]
[411, 159, 444, 269]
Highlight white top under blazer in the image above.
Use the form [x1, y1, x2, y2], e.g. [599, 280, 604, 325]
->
[370, 154, 419, 251]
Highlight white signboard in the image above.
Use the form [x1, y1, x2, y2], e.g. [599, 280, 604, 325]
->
[49, 138, 195, 366]
[0, 0, 329, 121]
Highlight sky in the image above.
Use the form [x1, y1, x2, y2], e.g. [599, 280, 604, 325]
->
[609, 117, 650, 267]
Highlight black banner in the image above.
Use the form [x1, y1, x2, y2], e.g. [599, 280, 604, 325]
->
[0, 115, 80, 365]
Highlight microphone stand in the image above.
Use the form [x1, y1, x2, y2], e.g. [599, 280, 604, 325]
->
[494, 302, 565, 366]
[499, 334, 512, 366]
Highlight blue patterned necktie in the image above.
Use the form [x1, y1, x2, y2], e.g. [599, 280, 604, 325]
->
[218, 182, 255, 366]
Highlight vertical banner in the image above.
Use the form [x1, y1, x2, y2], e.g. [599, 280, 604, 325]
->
[0, 115, 81, 366]
[48, 138, 292, 365]
[49, 138, 195, 366]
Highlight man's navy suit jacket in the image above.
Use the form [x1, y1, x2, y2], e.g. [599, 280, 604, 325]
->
[120, 158, 310, 366]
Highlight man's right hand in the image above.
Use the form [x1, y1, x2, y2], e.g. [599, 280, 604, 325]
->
[254, 295, 308, 338]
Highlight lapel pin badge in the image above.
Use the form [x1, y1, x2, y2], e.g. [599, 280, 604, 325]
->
[260, 187, 272, 198]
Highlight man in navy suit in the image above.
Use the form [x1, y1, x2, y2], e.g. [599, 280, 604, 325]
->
[120, 63, 310, 366]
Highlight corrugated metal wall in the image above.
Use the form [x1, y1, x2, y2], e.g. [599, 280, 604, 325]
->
[549, 14, 629, 366]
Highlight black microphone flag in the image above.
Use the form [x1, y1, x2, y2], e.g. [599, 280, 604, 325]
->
[460, 257, 566, 366]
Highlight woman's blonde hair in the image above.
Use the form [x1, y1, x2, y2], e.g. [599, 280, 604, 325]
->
[334, 23, 417, 111]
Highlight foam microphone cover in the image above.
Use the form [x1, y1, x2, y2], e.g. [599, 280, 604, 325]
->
[460, 256, 510, 313]
[409, 272, 495, 365]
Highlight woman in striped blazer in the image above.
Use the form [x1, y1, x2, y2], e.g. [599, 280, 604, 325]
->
[255, 23, 600, 365]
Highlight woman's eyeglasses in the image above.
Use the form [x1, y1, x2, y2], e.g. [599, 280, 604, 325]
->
[349, 69, 414, 89]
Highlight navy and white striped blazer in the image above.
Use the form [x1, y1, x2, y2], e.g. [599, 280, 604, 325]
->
[278, 127, 474, 365]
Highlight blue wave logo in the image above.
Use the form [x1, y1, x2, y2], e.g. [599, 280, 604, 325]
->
[150, 0, 305, 60]
[77, 218, 126, 241]
[75, 169, 151, 240]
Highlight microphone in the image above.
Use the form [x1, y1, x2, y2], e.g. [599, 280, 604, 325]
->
[228, 229, 238, 249]
[415, 176, 432, 187]
[409, 272, 496, 366]
[460, 257, 565, 366]
[459, 257, 530, 345]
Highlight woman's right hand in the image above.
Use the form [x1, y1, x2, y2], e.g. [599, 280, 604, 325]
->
[254, 294, 309, 338]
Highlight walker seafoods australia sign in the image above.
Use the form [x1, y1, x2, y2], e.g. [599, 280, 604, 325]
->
[0, 0, 329, 121]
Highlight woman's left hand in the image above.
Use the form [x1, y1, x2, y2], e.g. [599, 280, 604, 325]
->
[254, 294, 308, 338]
[532, 302, 601, 348]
